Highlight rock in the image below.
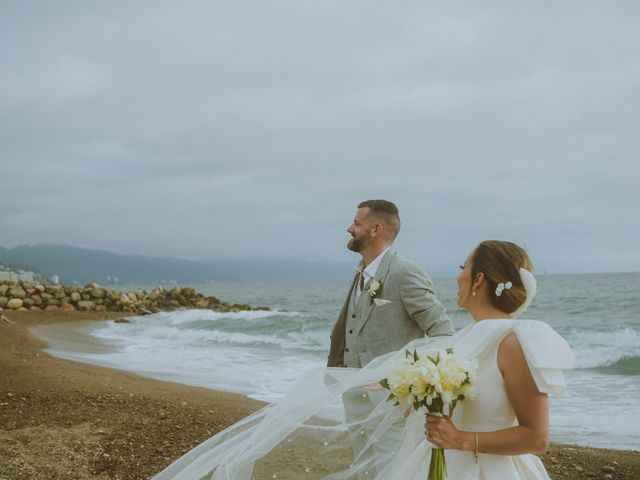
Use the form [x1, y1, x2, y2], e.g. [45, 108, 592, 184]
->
[574, 466, 583, 472]
[9, 285, 26, 299]
[95, 305, 107, 312]
[604, 475, 613, 480]
[114, 318, 131, 324]
[196, 299, 210, 308]
[127, 293, 137, 302]
[7, 298, 24, 310]
[54, 290, 66, 300]
[0, 284, 9, 296]
[70, 292, 81, 302]
[0, 297, 8, 308]
[22, 297, 34, 308]
[120, 293, 131, 303]
[35, 284, 45, 292]
[62, 302, 77, 311]
[29, 306, 41, 311]
[602, 466, 615, 473]
[77, 300, 96, 311]
[31, 294, 44, 305]
[91, 288, 105, 298]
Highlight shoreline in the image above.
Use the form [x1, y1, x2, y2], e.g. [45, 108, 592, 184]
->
[1, 311, 638, 479]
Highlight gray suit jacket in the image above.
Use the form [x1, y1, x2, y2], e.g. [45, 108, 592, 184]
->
[327, 250, 454, 368]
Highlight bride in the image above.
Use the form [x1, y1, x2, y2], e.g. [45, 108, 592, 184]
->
[153, 240, 573, 480]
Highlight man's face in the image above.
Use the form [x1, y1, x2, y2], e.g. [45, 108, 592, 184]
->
[346, 207, 373, 252]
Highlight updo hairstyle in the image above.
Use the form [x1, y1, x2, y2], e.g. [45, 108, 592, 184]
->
[471, 240, 533, 314]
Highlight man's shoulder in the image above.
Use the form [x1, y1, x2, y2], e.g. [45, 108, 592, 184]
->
[389, 252, 422, 272]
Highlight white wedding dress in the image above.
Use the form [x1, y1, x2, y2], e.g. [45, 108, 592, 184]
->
[152, 318, 573, 480]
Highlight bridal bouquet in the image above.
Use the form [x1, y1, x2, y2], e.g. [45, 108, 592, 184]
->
[379, 348, 478, 480]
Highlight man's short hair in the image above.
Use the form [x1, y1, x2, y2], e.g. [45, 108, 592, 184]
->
[358, 199, 401, 240]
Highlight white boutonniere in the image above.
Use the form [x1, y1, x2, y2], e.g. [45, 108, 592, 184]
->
[367, 280, 383, 300]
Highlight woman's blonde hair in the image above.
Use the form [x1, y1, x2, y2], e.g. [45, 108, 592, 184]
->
[471, 240, 533, 314]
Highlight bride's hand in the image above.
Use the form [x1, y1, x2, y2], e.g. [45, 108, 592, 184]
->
[424, 414, 466, 450]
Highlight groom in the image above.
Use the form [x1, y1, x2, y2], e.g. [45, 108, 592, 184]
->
[328, 199, 453, 369]
[327, 199, 454, 477]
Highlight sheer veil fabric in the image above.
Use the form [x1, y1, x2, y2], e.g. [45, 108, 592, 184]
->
[152, 318, 573, 480]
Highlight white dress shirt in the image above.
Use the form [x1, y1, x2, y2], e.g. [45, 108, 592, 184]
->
[354, 246, 391, 300]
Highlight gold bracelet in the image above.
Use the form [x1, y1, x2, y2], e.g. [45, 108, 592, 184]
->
[474, 432, 479, 464]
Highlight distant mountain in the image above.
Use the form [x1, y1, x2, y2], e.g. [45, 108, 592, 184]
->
[0, 244, 353, 284]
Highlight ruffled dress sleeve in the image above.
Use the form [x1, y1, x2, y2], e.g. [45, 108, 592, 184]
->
[514, 320, 574, 396]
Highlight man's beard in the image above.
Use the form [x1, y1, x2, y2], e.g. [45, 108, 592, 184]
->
[347, 235, 369, 252]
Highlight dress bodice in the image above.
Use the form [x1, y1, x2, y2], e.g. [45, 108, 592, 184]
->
[457, 331, 517, 433]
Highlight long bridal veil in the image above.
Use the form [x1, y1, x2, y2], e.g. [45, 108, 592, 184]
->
[153, 315, 572, 480]
[152, 334, 443, 480]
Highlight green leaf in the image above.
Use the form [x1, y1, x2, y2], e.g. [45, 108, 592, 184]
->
[413, 349, 419, 362]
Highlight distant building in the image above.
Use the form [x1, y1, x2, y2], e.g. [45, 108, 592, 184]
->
[0, 263, 44, 283]
[0, 270, 13, 282]
[0, 270, 34, 282]
[50, 274, 60, 285]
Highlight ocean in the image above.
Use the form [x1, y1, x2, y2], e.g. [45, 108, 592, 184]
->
[43, 272, 640, 451]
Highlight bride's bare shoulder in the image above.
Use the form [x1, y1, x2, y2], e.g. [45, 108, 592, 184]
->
[497, 331, 527, 376]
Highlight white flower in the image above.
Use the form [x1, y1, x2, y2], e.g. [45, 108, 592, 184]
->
[387, 362, 414, 404]
[438, 355, 469, 392]
[367, 280, 382, 298]
[410, 362, 440, 401]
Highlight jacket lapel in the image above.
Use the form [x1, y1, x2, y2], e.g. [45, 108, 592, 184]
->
[355, 250, 396, 334]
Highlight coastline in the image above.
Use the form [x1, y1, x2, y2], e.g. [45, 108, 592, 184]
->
[1, 311, 638, 479]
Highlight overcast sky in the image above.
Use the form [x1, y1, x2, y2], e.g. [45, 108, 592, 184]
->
[1, 1, 639, 276]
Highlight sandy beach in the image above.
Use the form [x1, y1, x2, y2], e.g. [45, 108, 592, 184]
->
[1, 310, 638, 480]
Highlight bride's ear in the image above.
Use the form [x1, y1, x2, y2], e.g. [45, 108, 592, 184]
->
[473, 272, 485, 289]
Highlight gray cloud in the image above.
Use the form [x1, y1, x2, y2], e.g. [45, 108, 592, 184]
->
[1, 1, 639, 275]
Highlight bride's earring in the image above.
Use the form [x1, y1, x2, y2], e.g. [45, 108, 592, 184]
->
[472, 290, 476, 297]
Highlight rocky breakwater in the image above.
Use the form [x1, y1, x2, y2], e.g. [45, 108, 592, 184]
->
[0, 280, 269, 315]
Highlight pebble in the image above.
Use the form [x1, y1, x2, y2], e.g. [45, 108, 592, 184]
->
[602, 465, 615, 472]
